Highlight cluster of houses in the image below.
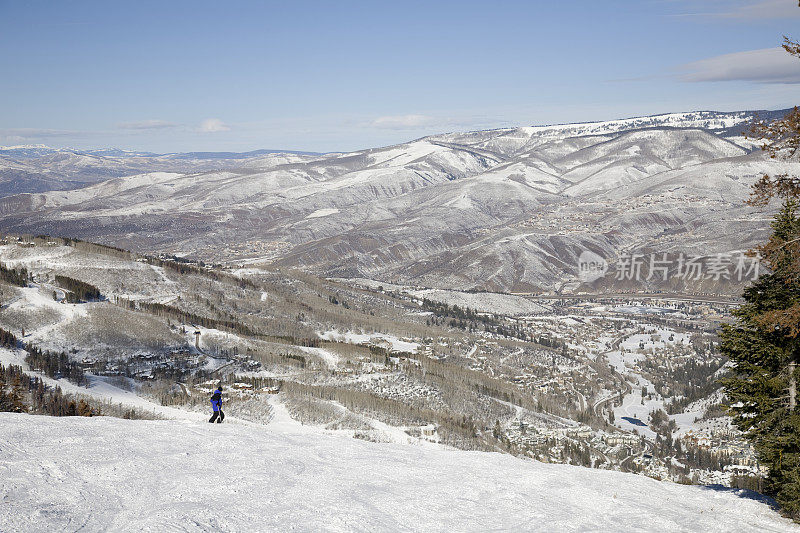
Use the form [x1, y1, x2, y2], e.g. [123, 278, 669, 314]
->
[78, 344, 263, 382]
[508, 421, 633, 448]
[514, 207, 613, 235]
[681, 429, 759, 467]
[193, 380, 278, 396]
[217, 239, 291, 262]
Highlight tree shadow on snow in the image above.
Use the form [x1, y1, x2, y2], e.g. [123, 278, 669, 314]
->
[699, 484, 780, 511]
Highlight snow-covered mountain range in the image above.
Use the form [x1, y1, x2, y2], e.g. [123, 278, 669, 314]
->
[0, 144, 320, 197]
[1, 109, 795, 293]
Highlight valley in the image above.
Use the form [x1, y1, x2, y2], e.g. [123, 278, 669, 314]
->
[0, 237, 762, 489]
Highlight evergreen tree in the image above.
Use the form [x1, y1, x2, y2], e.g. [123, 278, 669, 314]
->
[720, 35, 800, 519]
[0, 327, 18, 348]
[721, 191, 800, 519]
[8, 375, 27, 413]
[0, 372, 11, 412]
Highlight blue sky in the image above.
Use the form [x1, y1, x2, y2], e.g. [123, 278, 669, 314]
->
[1, 0, 798, 153]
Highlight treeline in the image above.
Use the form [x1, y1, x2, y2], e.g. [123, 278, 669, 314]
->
[534, 335, 566, 349]
[421, 298, 534, 341]
[422, 298, 500, 328]
[24, 346, 87, 386]
[411, 349, 592, 424]
[270, 335, 321, 348]
[54, 275, 101, 303]
[144, 254, 259, 290]
[2, 359, 156, 419]
[0, 363, 97, 416]
[0, 327, 18, 348]
[61, 237, 131, 258]
[282, 353, 307, 368]
[681, 443, 735, 472]
[0, 262, 28, 286]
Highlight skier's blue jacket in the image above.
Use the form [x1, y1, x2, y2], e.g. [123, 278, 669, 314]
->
[210, 389, 222, 412]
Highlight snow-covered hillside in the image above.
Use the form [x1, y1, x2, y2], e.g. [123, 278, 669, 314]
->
[1, 109, 795, 294]
[0, 412, 795, 533]
[0, 145, 319, 197]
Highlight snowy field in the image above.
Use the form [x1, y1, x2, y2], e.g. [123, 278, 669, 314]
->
[1, 413, 796, 532]
[319, 330, 420, 353]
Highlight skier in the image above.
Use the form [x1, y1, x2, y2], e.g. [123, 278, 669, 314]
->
[209, 385, 224, 423]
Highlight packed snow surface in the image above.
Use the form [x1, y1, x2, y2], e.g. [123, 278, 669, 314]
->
[0, 413, 795, 532]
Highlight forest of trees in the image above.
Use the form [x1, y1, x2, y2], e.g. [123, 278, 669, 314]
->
[0, 327, 18, 349]
[54, 275, 101, 303]
[0, 363, 97, 417]
[0, 262, 28, 287]
[421, 298, 501, 329]
[24, 346, 87, 386]
[144, 253, 258, 290]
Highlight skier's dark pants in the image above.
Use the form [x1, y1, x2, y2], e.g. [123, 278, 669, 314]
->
[209, 410, 224, 423]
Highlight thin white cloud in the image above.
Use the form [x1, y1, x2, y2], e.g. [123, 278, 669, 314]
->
[674, 0, 800, 19]
[0, 135, 29, 146]
[199, 118, 230, 133]
[118, 119, 177, 130]
[0, 128, 80, 141]
[679, 47, 800, 84]
[371, 114, 437, 129]
[0, 128, 90, 148]
[716, 0, 800, 19]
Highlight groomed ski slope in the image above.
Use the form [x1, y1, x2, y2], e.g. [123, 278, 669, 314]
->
[1, 413, 796, 533]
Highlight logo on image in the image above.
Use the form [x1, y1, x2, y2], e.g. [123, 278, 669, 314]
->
[578, 251, 608, 283]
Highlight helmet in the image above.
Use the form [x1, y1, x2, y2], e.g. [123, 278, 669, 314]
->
[217, 385, 223, 391]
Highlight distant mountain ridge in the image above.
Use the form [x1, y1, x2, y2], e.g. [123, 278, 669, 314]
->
[0, 145, 322, 159]
[0, 145, 324, 197]
[0, 108, 796, 294]
[1, 107, 785, 162]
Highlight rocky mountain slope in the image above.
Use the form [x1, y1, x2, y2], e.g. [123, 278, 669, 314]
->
[1, 110, 795, 294]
